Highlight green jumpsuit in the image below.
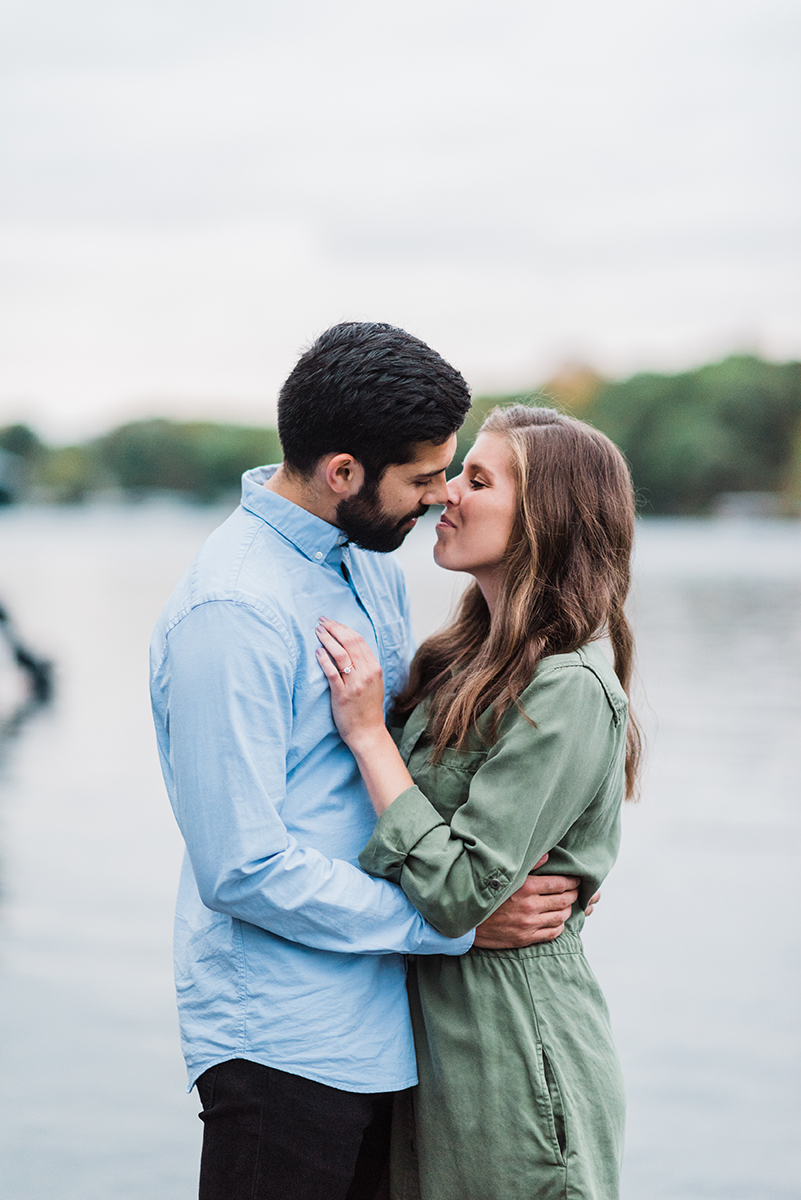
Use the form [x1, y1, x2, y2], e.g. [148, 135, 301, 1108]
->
[359, 644, 628, 1200]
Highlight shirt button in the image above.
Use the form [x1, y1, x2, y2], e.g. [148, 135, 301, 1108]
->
[488, 879, 502, 891]
[314, 551, 323, 560]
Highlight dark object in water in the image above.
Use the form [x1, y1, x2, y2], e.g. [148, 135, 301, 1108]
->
[0, 602, 53, 703]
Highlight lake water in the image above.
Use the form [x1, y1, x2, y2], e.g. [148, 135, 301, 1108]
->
[0, 505, 799, 1200]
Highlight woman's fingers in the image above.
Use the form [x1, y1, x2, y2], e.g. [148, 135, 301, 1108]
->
[315, 622, 354, 673]
[316, 619, 384, 703]
[315, 644, 344, 688]
[317, 617, 373, 666]
[315, 618, 387, 747]
[316, 618, 384, 690]
[317, 617, 362, 647]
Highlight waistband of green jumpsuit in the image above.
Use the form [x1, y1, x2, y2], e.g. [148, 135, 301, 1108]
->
[467, 926, 584, 962]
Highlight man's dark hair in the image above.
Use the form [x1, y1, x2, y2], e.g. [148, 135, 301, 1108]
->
[277, 322, 471, 481]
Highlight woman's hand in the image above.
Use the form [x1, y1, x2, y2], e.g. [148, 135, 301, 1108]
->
[315, 617, 387, 750]
[316, 617, 414, 815]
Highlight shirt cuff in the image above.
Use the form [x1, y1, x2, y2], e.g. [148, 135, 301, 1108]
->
[359, 785, 447, 883]
[429, 926, 475, 955]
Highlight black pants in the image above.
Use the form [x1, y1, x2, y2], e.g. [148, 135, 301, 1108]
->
[196, 1058, 393, 1200]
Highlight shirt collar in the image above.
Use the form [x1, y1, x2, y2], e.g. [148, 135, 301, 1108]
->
[240, 465, 349, 564]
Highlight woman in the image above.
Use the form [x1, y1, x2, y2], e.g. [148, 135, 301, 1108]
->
[315, 405, 640, 1200]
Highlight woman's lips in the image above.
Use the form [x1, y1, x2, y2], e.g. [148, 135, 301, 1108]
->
[436, 516, 455, 530]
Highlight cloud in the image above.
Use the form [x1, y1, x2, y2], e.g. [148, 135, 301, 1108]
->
[0, 0, 798, 435]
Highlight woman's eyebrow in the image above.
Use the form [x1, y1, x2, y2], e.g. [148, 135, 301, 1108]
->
[466, 460, 494, 478]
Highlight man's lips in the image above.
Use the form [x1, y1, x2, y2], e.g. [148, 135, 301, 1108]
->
[398, 507, 429, 529]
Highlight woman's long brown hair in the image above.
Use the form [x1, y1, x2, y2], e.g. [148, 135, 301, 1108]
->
[392, 405, 642, 798]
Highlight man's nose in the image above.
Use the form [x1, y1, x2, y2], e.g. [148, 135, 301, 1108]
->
[423, 476, 450, 505]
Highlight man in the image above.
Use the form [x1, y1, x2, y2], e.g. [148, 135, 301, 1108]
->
[150, 323, 583, 1199]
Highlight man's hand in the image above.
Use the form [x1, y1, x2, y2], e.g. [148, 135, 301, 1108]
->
[472, 854, 601, 950]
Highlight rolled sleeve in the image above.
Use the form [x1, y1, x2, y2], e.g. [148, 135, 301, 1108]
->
[360, 663, 624, 938]
[359, 786, 447, 882]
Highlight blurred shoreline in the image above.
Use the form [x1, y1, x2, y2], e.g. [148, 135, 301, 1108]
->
[3, 354, 801, 516]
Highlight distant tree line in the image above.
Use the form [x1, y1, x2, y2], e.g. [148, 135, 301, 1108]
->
[0, 419, 282, 504]
[453, 354, 801, 515]
[1, 355, 800, 514]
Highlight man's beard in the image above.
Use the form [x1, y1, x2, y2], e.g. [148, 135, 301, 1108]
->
[336, 484, 428, 554]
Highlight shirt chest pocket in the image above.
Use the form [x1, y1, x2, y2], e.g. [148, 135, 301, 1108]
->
[412, 748, 487, 823]
[375, 618, 408, 697]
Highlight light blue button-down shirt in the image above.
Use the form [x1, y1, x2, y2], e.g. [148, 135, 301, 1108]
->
[150, 466, 472, 1093]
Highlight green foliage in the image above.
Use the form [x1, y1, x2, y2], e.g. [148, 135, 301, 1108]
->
[784, 422, 801, 510]
[0, 423, 46, 503]
[462, 356, 801, 514]
[35, 443, 101, 503]
[586, 356, 801, 513]
[6, 356, 801, 512]
[0, 423, 43, 459]
[95, 419, 282, 501]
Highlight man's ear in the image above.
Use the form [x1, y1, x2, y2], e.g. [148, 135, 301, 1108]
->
[322, 453, 365, 498]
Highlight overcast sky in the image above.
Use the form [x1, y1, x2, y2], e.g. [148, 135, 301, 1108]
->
[1, 0, 799, 440]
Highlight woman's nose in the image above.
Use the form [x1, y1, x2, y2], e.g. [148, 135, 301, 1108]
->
[445, 479, 460, 506]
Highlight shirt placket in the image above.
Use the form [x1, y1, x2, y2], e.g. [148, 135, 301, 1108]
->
[339, 545, 378, 635]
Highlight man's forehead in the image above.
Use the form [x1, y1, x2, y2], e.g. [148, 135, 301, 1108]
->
[399, 435, 458, 476]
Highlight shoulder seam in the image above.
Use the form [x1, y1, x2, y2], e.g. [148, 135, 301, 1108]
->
[534, 652, 627, 726]
[230, 518, 276, 590]
[162, 595, 298, 669]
